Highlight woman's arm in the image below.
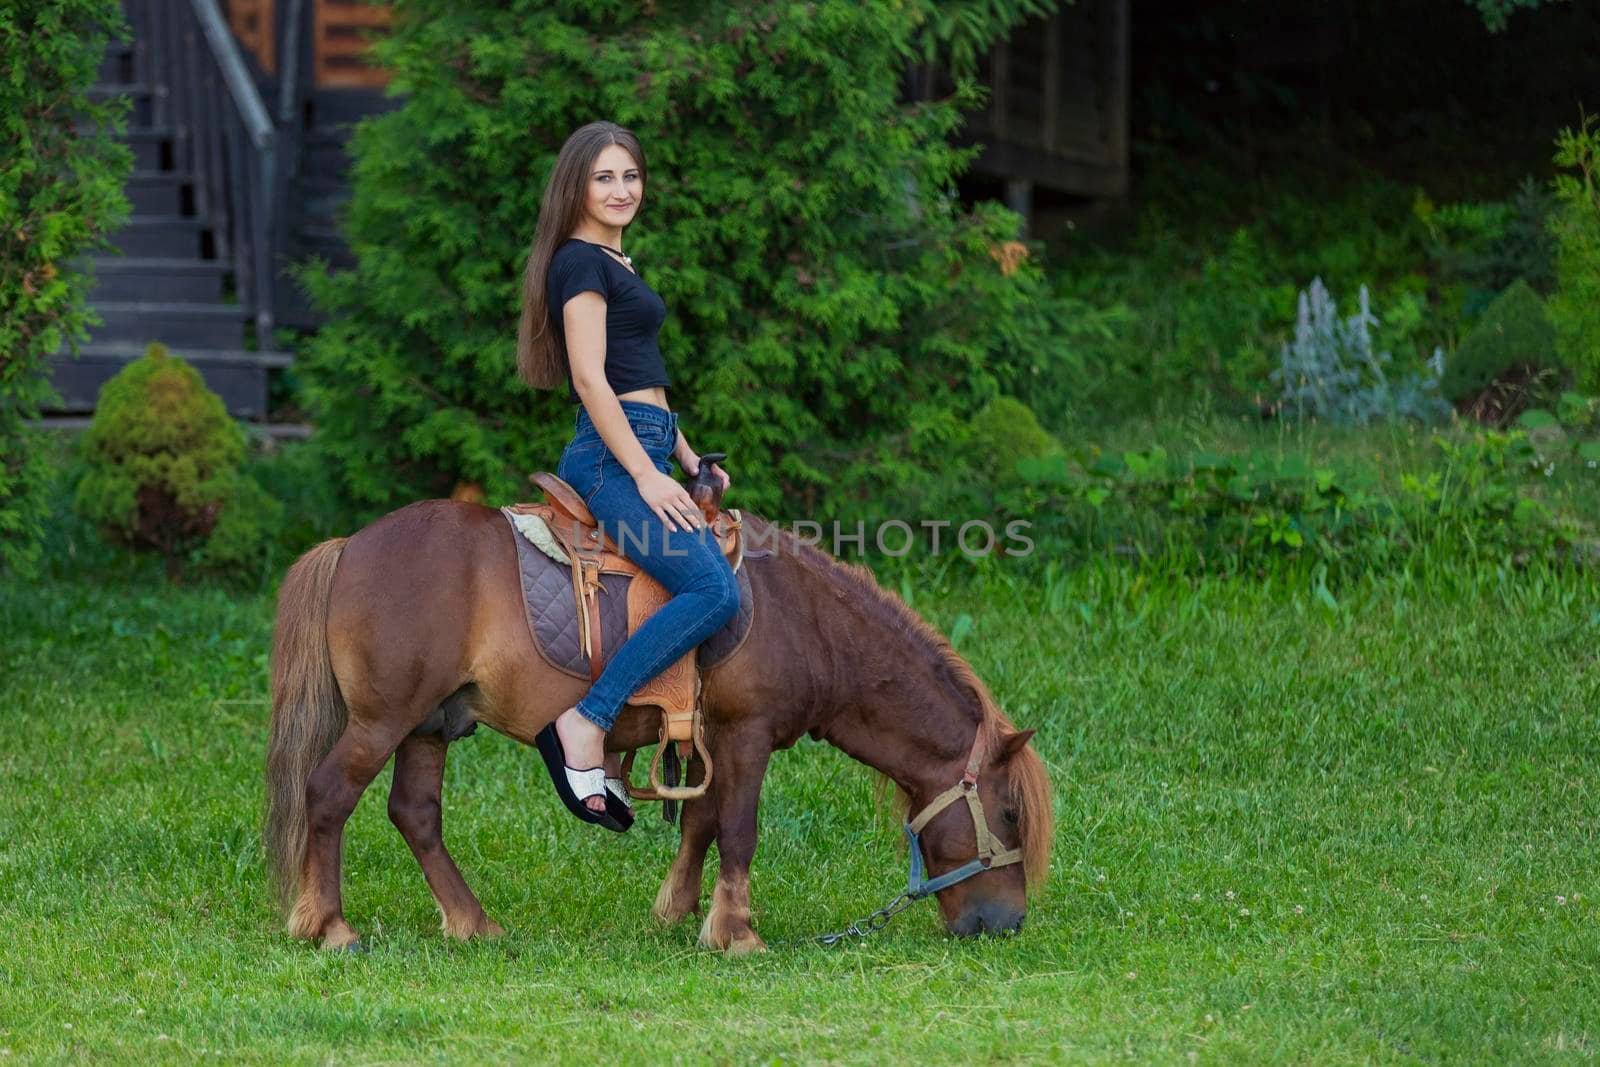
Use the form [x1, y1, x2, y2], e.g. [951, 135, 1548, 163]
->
[672, 429, 697, 472]
[565, 292, 653, 477]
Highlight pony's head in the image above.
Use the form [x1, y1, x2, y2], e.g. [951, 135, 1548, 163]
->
[760, 522, 1056, 939]
[908, 715, 1054, 937]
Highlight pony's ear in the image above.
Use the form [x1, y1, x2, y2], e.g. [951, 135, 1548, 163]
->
[996, 728, 1035, 764]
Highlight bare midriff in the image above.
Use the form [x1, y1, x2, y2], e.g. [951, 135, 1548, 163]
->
[617, 385, 670, 412]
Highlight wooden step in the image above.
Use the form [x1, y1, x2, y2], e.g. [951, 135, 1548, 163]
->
[89, 82, 157, 125]
[87, 257, 227, 302]
[99, 43, 133, 84]
[47, 342, 293, 420]
[124, 169, 192, 216]
[108, 215, 210, 259]
[85, 300, 248, 348]
[118, 127, 178, 171]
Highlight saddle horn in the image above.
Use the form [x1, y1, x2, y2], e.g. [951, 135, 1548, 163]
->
[688, 451, 728, 523]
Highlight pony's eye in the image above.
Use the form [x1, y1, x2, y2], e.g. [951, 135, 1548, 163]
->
[1002, 807, 1019, 826]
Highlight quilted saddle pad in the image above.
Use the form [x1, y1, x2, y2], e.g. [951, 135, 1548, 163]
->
[502, 509, 757, 681]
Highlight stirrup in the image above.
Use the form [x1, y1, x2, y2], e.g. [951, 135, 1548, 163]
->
[619, 705, 713, 802]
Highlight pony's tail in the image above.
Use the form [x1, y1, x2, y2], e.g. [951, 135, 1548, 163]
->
[264, 537, 349, 916]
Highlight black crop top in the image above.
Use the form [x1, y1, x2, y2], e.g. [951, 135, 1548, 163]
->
[546, 237, 669, 404]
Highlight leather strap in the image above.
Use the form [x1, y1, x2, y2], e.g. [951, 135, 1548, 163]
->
[905, 730, 1022, 872]
[585, 562, 603, 683]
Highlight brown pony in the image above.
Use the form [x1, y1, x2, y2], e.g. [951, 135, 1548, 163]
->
[264, 499, 1053, 954]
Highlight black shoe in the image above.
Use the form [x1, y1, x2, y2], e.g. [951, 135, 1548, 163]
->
[535, 723, 634, 833]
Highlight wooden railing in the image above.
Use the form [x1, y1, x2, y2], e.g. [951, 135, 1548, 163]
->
[127, 0, 289, 341]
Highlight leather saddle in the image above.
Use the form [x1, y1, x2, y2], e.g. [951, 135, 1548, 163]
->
[507, 460, 743, 803]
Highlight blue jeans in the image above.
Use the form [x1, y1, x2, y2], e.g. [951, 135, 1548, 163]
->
[556, 400, 741, 731]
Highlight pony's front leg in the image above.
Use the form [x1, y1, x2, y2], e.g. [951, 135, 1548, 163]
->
[697, 731, 772, 955]
[653, 773, 716, 926]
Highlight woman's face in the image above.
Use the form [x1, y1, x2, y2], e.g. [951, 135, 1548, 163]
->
[583, 144, 642, 232]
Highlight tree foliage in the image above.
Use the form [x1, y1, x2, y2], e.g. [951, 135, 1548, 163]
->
[1548, 113, 1600, 392]
[297, 0, 1066, 518]
[0, 0, 130, 574]
[1467, 0, 1547, 32]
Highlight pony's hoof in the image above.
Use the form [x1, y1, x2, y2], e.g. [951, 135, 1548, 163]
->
[443, 913, 506, 941]
[652, 890, 700, 927]
[726, 932, 768, 957]
[320, 920, 363, 952]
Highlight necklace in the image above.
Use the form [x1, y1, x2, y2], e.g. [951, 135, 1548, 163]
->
[578, 238, 633, 271]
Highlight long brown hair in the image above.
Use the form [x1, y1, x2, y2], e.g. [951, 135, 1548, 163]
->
[516, 121, 648, 389]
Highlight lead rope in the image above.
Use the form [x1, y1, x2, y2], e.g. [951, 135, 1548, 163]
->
[800, 888, 922, 947]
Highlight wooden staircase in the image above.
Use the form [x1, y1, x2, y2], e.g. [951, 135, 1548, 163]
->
[47, 12, 295, 422]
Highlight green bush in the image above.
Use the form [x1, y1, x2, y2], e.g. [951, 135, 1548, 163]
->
[296, 0, 1069, 520]
[966, 396, 1062, 484]
[1010, 429, 1587, 579]
[870, 393, 1063, 528]
[72, 344, 281, 578]
[1053, 170, 1437, 420]
[1555, 390, 1600, 433]
[1548, 114, 1600, 392]
[1440, 279, 1562, 418]
[1415, 178, 1556, 322]
[0, 0, 131, 575]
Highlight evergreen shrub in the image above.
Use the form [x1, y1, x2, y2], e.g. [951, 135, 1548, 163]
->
[296, 0, 1066, 520]
[1416, 178, 1556, 320]
[0, 0, 131, 574]
[72, 344, 282, 578]
[1440, 279, 1562, 421]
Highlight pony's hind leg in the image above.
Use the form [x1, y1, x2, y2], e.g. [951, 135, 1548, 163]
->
[388, 733, 504, 940]
[289, 715, 417, 950]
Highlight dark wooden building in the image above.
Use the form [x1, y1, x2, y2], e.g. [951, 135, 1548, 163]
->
[910, 0, 1130, 233]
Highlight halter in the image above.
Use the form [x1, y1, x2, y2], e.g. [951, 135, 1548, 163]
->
[902, 730, 1023, 899]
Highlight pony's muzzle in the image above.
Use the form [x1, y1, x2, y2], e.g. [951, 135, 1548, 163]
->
[948, 901, 1025, 938]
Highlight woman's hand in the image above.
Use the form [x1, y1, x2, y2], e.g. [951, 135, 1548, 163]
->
[634, 469, 705, 533]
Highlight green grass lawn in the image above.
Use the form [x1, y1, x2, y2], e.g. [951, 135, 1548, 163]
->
[3, 557, 1598, 1063]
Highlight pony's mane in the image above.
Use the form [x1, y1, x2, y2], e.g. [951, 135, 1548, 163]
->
[747, 513, 1054, 891]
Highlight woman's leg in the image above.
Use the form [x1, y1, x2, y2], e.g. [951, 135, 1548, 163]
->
[553, 424, 740, 811]
[553, 456, 740, 810]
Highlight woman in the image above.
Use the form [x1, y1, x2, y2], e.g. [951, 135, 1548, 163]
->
[516, 121, 740, 831]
